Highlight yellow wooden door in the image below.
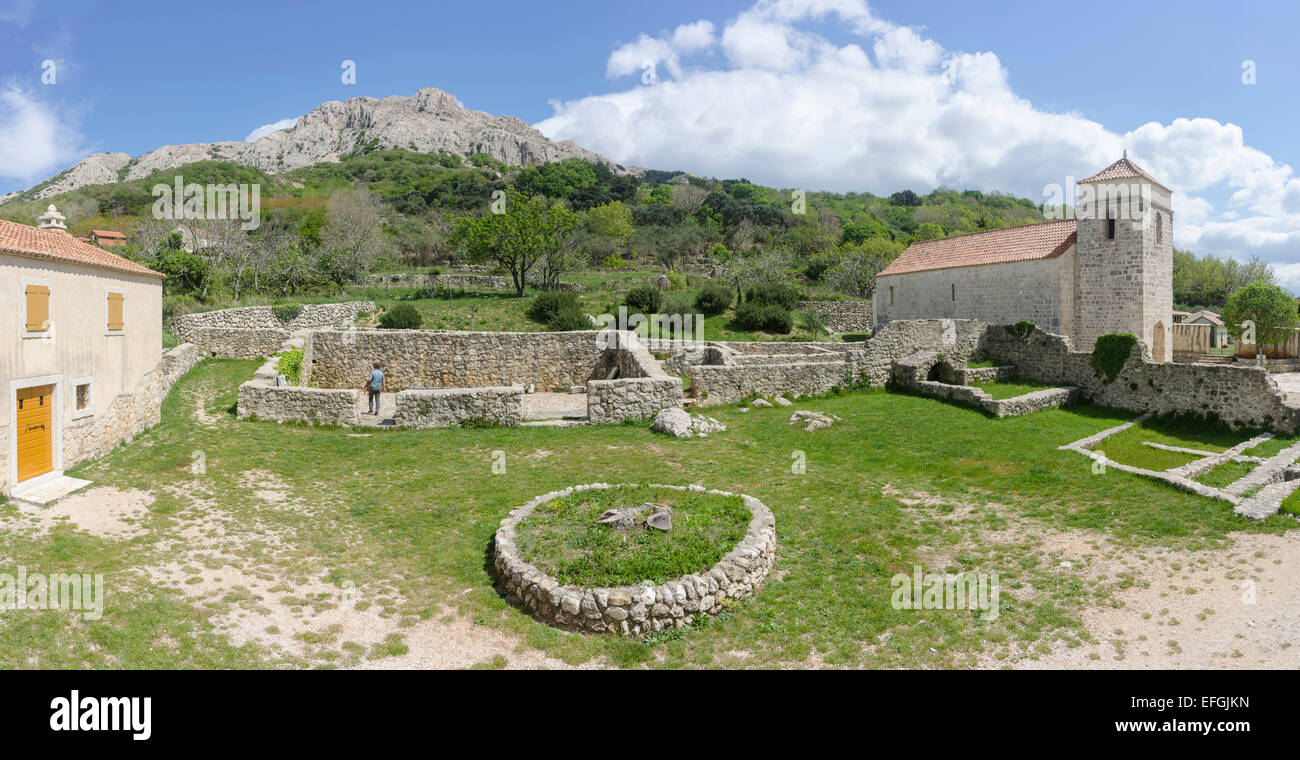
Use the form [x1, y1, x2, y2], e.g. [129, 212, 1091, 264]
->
[16, 385, 53, 482]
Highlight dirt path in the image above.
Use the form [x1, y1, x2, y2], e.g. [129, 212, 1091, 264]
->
[982, 531, 1300, 669]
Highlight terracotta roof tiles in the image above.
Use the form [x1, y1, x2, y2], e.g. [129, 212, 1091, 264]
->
[878, 218, 1077, 277]
[0, 219, 163, 278]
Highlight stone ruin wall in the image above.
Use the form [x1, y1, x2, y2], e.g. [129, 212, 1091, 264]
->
[304, 329, 607, 392]
[396, 386, 524, 429]
[794, 300, 873, 334]
[360, 273, 584, 293]
[493, 484, 776, 636]
[174, 301, 374, 338]
[980, 327, 1300, 433]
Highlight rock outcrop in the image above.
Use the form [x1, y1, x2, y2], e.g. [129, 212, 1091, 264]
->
[8, 88, 625, 202]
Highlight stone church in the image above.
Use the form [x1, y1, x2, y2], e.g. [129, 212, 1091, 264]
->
[873, 156, 1174, 362]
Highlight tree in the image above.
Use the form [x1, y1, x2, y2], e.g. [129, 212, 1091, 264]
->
[448, 187, 579, 297]
[1222, 281, 1299, 365]
[320, 189, 391, 293]
[585, 200, 634, 243]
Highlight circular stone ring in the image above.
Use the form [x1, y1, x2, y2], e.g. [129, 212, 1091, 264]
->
[492, 483, 777, 635]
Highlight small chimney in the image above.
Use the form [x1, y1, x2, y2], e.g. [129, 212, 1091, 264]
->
[37, 204, 67, 231]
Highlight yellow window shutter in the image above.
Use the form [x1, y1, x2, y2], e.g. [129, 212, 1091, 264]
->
[107, 291, 124, 331]
[25, 285, 50, 331]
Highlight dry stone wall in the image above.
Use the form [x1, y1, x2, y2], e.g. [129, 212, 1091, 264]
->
[586, 333, 683, 422]
[360, 273, 584, 293]
[173, 301, 374, 339]
[396, 386, 524, 428]
[237, 382, 359, 426]
[795, 300, 873, 333]
[691, 360, 848, 405]
[982, 327, 1300, 433]
[188, 328, 290, 359]
[304, 329, 607, 392]
[493, 483, 776, 636]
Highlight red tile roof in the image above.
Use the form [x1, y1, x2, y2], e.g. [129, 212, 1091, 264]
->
[878, 219, 1078, 277]
[1079, 156, 1171, 192]
[91, 229, 127, 238]
[0, 219, 163, 278]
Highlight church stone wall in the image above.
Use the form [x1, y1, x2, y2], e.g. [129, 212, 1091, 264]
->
[874, 254, 1072, 335]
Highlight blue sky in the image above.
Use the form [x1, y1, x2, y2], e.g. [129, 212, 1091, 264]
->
[3, 0, 1299, 278]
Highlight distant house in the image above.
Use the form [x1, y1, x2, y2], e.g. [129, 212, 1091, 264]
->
[1, 205, 165, 498]
[90, 229, 127, 247]
[172, 225, 214, 253]
[1185, 309, 1228, 347]
[1172, 310, 1193, 324]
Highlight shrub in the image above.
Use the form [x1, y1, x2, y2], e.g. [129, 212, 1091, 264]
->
[527, 291, 579, 324]
[276, 347, 304, 385]
[625, 284, 663, 314]
[1091, 333, 1139, 384]
[378, 304, 423, 329]
[734, 301, 793, 333]
[1003, 320, 1036, 339]
[745, 282, 800, 310]
[547, 303, 593, 331]
[602, 254, 627, 270]
[272, 304, 302, 324]
[694, 282, 733, 316]
[661, 292, 695, 316]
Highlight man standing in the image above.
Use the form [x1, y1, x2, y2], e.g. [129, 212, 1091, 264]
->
[365, 361, 386, 415]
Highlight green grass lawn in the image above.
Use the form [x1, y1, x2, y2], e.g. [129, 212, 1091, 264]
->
[516, 485, 750, 586]
[1195, 461, 1258, 489]
[2, 360, 1292, 670]
[971, 380, 1060, 400]
[1090, 415, 1250, 472]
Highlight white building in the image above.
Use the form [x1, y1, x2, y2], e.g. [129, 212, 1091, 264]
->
[1, 205, 166, 498]
[874, 156, 1174, 362]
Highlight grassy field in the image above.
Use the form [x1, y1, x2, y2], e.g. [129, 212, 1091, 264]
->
[1089, 416, 1247, 471]
[971, 380, 1060, 400]
[1, 360, 1293, 670]
[516, 485, 751, 586]
[175, 268, 861, 344]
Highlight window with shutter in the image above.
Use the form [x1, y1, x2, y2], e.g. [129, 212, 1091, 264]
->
[107, 291, 124, 332]
[25, 284, 50, 332]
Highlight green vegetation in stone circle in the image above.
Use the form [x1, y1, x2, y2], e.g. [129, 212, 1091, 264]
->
[515, 486, 751, 587]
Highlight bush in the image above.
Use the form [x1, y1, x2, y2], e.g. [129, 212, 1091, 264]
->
[527, 291, 579, 324]
[745, 282, 800, 310]
[661, 292, 696, 316]
[379, 303, 423, 329]
[272, 304, 302, 324]
[276, 347, 304, 385]
[547, 303, 593, 331]
[1003, 320, 1036, 339]
[694, 283, 733, 316]
[1091, 333, 1139, 384]
[625, 284, 664, 314]
[734, 301, 793, 333]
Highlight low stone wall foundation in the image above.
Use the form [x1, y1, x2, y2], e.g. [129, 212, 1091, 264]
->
[493, 483, 776, 635]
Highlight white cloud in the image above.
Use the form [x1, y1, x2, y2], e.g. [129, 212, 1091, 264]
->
[0, 85, 84, 183]
[536, 0, 1300, 267]
[607, 21, 717, 81]
[0, 0, 36, 28]
[244, 117, 298, 143]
